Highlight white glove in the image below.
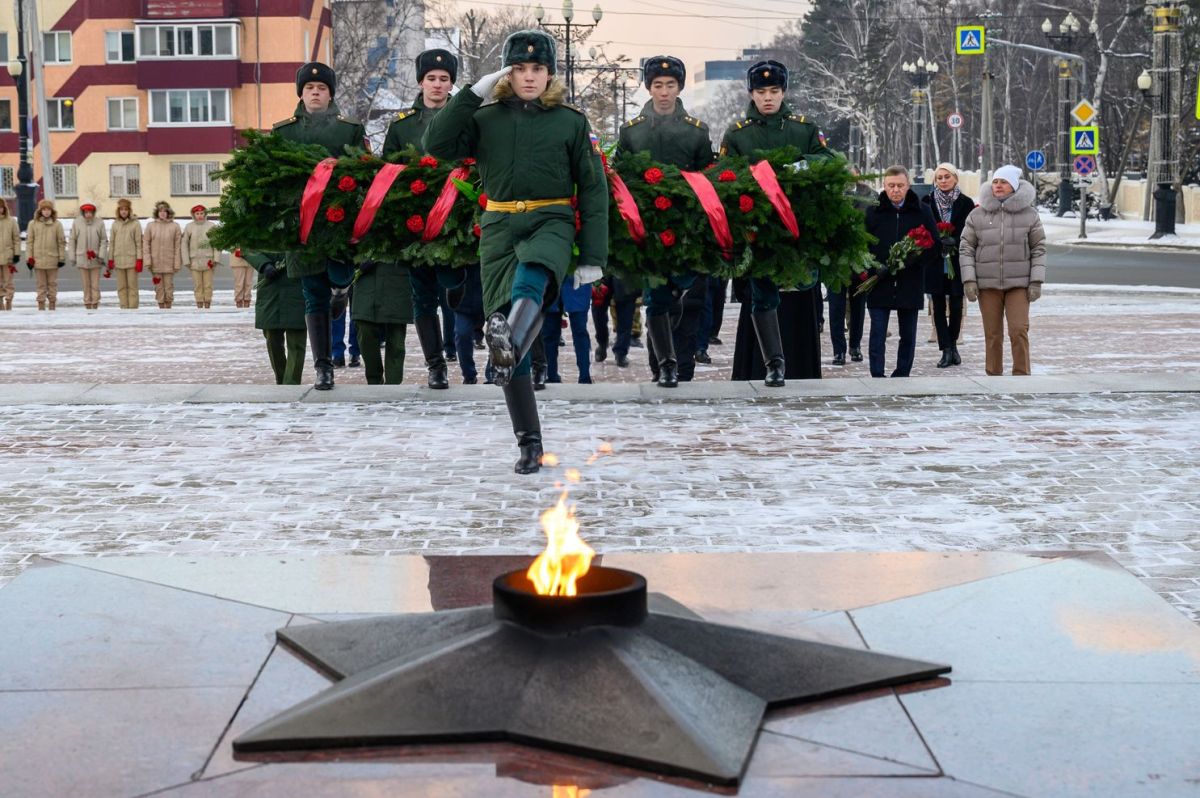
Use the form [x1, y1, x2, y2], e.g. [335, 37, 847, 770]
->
[470, 66, 512, 99]
[572, 265, 603, 289]
[788, 159, 810, 172]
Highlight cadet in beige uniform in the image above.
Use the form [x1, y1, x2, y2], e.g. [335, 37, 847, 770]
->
[71, 201, 108, 309]
[26, 199, 67, 310]
[144, 201, 182, 308]
[0, 203, 19, 310]
[230, 247, 254, 308]
[182, 204, 219, 308]
[108, 198, 144, 309]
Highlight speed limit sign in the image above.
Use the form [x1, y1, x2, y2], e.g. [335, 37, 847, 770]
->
[947, 112, 964, 129]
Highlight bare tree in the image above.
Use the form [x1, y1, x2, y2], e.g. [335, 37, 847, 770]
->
[425, 1, 537, 83]
[331, 0, 426, 126]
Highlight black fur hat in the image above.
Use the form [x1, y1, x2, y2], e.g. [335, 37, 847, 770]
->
[416, 49, 458, 83]
[746, 60, 788, 92]
[296, 62, 337, 97]
[643, 55, 686, 89]
[502, 30, 557, 74]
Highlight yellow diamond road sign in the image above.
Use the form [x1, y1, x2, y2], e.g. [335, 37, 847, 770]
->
[1071, 99, 1096, 126]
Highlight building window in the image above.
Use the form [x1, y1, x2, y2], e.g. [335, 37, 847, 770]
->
[107, 98, 139, 130]
[52, 165, 78, 198]
[1, 167, 14, 199]
[137, 23, 238, 58]
[149, 89, 229, 126]
[170, 162, 221, 196]
[0, 99, 11, 131]
[47, 99, 74, 131]
[43, 31, 72, 64]
[109, 164, 141, 198]
[0, 32, 8, 63]
[105, 30, 136, 63]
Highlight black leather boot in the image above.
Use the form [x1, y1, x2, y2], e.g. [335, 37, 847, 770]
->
[832, 352, 846, 366]
[646, 313, 678, 388]
[937, 348, 952, 368]
[414, 315, 449, 389]
[951, 345, 961, 366]
[503, 373, 543, 474]
[752, 310, 786, 387]
[532, 362, 548, 391]
[850, 347, 863, 362]
[486, 297, 543, 388]
[305, 313, 335, 390]
[330, 286, 350, 321]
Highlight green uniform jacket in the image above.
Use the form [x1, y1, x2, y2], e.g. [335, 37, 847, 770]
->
[615, 99, 714, 171]
[246, 251, 306, 331]
[272, 100, 367, 278]
[720, 101, 835, 162]
[382, 95, 441, 156]
[422, 85, 609, 314]
[351, 262, 414, 325]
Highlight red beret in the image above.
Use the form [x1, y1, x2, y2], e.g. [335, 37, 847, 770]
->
[191, 205, 207, 214]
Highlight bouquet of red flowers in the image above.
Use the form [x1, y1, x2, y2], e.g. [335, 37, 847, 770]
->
[936, 221, 957, 280]
[856, 225, 934, 296]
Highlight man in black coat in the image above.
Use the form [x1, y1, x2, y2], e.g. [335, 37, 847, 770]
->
[863, 166, 939, 378]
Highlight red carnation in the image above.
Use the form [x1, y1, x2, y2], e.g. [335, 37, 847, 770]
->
[738, 194, 754, 213]
[462, 157, 477, 166]
[406, 215, 425, 234]
[418, 156, 438, 168]
[233, 248, 242, 257]
[644, 167, 664, 185]
[325, 207, 345, 223]
[478, 193, 489, 210]
[472, 223, 481, 238]
[936, 222, 955, 235]
[410, 179, 428, 195]
[718, 169, 737, 182]
[659, 230, 677, 247]
[358, 155, 373, 163]
[654, 195, 672, 211]
[152, 276, 162, 285]
[337, 176, 357, 192]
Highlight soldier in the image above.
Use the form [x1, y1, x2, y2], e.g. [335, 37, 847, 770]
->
[246, 252, 307, 384]
[108, 198, 144, 309]
[720, 60, 836, 387]
[145, 201, 182, 308]
[382, 48, 464, 389]
[71, 201, 108, 310]
[229, 247, 255, 308]
[182, 204, 220, 309]
[0, 202, 19, 310]
[273, 62, 368, 390]
[615, 55, 714, 388]
[423, 30, 608, 473]
[26, 199, 66, 311]
[352, 260, 413, 384]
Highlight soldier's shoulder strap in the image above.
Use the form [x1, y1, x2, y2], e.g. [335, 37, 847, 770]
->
[561, 102, 586, 115]
[732, 117, 754, 131]
[787, 114, 812, 125]
[622, 115, 646, 129]
[272, 116, 297, 130]
[393, 109, 418, 123]
[336, 114, 364, 127]
[682, 115, 708, 130]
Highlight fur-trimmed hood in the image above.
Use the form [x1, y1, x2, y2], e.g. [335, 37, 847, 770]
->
[493, 77, 567, 108]
[35, 199, 57, 222]
[978, 179, 1036, 213]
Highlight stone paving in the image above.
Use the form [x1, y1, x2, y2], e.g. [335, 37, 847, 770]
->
[2, 389, 1198, 622]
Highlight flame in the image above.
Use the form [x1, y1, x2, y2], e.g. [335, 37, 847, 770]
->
[585, 442, 614, 466]
[552, 787, 590, 798]
[527, 489, 594, 596]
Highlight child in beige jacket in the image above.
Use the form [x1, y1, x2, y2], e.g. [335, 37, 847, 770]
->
[144, 201, 182, 308]
[182, 204, 220, 309]
[0, 203, 19, 310]
[71, 201, 109, 309]
[26, 199, 67, 310]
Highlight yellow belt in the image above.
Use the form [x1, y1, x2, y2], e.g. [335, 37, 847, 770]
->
[485, 198, 572, 214]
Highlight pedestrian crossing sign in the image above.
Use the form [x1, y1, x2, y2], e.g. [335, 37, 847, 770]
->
[1070, 126, 1099, 155]
[956, 26, 986, 55]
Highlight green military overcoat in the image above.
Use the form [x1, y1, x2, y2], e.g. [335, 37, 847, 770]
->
[273, 100, 367, 278]
[382, 95, 441, 156]
[246, 251, 306, 330]
[422, 81, 608, 314]
[719, 101, 835, 162]
[616, 99, 713, 170]
[351, 262, 414, 325]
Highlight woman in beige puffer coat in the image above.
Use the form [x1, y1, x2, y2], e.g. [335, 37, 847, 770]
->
[109, 198, 144, 309]
[26, 199, 67, 310]
[959, 165, 1046, 376]
[144, 201, 182, 308]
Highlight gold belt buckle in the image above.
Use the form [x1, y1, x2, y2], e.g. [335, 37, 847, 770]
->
[515, 200, 527, 213]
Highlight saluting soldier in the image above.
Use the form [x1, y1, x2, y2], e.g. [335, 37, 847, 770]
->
[382, 48, 464, 389]
[423, 30, 608, 474]
[246, 251, 307, 385]
[721, 60, 836, 387]
[615, 55, 714, 388]
[273, 62, 368, 390]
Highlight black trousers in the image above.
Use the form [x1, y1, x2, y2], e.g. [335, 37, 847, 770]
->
[931, 294, 963, 350]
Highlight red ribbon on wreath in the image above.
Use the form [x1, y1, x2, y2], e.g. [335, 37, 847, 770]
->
[749, 161, 800, 240]
[680, 170, 733, 259]
[608, 170, 646, 245]
[422, 166, 471, 243]
[298, 158, 337, 244]
[350, 163, 408, 244]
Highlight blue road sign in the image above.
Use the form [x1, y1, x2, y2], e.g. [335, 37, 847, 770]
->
[1026, 150, 1046, 171]
[1073, 155, 1096, 176]
[1070, 126, 1099, 155]
[956, 26, 986, 55]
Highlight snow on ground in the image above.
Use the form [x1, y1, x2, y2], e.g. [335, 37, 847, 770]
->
[1040, 212, 1200, 249]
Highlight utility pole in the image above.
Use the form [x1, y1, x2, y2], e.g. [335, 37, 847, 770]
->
[1147, 0, 1185, 237]
[1042, 13, 1084, 217]
[25, 0, 55, 202]
[8, 0, 38, 230]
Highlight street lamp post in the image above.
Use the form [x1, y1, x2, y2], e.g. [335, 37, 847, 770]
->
[1108, 70, 1153, 216]
[1146, 0, 1187, 238]
[534, 1, 603, 105]
[901, 58, 938, 183]
[1043, 13, 1083, 217]
[7, 0, 38, 232]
